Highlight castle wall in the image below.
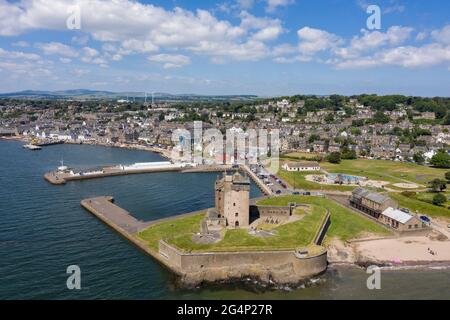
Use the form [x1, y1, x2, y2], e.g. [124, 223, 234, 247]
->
[158, 240, 328, 285]
[251, 205, 292, 220]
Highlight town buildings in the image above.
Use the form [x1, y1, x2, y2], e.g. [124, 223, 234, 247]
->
[349, 188, 428, 232]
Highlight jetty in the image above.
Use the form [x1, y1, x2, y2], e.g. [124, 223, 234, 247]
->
[81, 196, 152, 233]
[44, 162, 271, 195]
[44, 161, 187, 185]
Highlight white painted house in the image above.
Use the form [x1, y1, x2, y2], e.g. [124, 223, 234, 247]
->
[282, 162, 321, 172]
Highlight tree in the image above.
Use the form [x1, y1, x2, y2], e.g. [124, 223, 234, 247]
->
[324, 113, 335, 123]
[372, 110, 390, 124]
[432, 193, 447, 206]
[428, 178, 447, 192]
[327, 152, 341, 164]
[446, 171, 450, 182]
[341, 148, 357, 160]
[430, 151, 450, 168]
[413, 153, 425, 164]
[308, 134, 320, 143]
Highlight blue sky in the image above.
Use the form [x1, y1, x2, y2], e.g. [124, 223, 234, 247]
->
[0, 0, 449, 96]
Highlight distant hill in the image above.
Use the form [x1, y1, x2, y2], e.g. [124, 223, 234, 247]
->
[0, 89, 260, 102]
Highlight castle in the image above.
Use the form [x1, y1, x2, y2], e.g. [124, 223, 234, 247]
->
[207, 171, 250, 228]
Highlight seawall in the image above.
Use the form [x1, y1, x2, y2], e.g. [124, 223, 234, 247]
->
[80, 196, 328, 287]
[158, 240, 327, 286]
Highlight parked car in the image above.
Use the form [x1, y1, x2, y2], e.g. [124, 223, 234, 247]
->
[292, 191, 300, 195]
[276, 190, 282, 194]
[420, 215, 431, 223]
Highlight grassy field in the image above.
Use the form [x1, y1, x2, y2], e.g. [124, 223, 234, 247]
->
[138, 205, 327, 252]
[258, 196, 390, 241]
[389, 192, 450, 219]
[320, 159, 447, 186]
[138, 213, 205, 251]
[282, 152, 322, 160]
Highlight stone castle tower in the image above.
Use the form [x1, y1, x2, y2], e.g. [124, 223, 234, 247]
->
[215, 171, 250, 228]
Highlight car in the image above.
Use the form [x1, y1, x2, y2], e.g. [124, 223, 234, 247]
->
[303, 191, 311, 196]
[292, 191, 300, 195]
[420, 215, 431, 223]
[276, 190, 282, 194]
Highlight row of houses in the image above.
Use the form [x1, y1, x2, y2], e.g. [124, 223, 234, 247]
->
[349, 188, 428, 233]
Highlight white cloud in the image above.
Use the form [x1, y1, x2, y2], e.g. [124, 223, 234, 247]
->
[431, 25, 450, 45]
[334, 26, 413, 59]
[0, 47, 51, 79]
[71, 68, 90, 77]
[147, 54, 191, 69]
[335, 43, 450, 69]
[0, 48, 41, 61]
[72, 35, 89, 46]
[59, 57, 72, 63]
[297, 27, 343, 55]
[274, 55, 312, 63]
[36, 42, 79, 57]
[0, 0, 288, 62]
[237, 0, 254, 10]
[265, 0, 295, 13]
[271, 44, 297, 56]
[383, 4, 405, 14]
[416, 31, 428, 42]
[82, 47, 99, 57]
[12, 41, 29, 48]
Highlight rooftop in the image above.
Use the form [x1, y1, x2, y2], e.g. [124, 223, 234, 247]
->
[382, 207, 413, 224]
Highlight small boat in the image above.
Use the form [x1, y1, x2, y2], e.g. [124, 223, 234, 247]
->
[23, 144, 42, 150]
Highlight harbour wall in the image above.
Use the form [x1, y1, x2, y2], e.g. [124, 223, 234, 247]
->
[158, 240, 328, 285]
[80, 196, 328, 286]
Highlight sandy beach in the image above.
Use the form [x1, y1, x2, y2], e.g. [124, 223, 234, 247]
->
[354, 236, 450, 263]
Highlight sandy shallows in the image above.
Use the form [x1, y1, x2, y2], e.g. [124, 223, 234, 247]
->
[355, 236, 450, 263]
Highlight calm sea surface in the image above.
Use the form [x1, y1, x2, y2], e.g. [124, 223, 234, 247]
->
[0, 140, 449, 300]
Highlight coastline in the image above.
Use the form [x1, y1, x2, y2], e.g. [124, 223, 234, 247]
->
[326, 237, 450, 270]
[5, 136, 450, 273]
[0, 135, 173, 160]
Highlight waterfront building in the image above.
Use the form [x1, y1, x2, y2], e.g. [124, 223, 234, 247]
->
[350, 188, 398, 218]
[380, 207, 426, 231]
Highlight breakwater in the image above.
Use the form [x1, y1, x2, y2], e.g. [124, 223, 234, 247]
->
[45, 163, 272, 195]
[81, 196, 328, 286]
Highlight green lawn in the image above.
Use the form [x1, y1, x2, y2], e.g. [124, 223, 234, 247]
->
[389, 192, 450, 219]
[282, 152, 322, 160]
[138, 205, 327, 253]
[138, 213, 205, 251]
[258, 196, 391, 241]
[320, 159, 447, 187]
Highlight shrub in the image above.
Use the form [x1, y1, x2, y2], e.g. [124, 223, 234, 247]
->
[401, 191, 417, 198]
[432, 193, 447, 206]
